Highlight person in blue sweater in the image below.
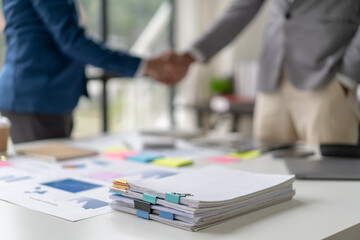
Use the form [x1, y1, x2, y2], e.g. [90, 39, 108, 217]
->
[0, 0, 178, 143]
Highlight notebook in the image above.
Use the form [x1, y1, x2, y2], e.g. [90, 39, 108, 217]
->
[16, 142, 98, 161]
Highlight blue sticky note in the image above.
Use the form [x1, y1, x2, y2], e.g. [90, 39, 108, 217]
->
[126, 153, 164, 163]
[136, 210, 150, 220]
[159, 211, 174, 220]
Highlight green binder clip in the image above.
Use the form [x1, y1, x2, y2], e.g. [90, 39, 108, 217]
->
[142, 193, 157, 204]
[165, 192, 193, 204]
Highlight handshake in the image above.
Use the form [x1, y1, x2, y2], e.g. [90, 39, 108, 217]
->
[144, 52, 195, 86]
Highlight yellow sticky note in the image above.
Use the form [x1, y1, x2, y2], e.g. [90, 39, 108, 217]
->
[112, 185, 128, 190]
[104, 146, 129, 153]
[227, 150, 261, 160]
[153, 158, 193, 168]
[114, 179, 127, 184]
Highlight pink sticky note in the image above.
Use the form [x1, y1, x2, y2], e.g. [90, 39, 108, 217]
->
[208, 156, 239, 164]
[103, 151, 137, 160]
[87, 172, 122, 181]
[0, 161, 13, 167]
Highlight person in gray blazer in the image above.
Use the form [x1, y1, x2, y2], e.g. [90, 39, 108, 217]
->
[171, 0, 360, 145]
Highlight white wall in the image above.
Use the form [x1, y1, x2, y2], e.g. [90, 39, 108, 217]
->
[174, 0, 270, 129]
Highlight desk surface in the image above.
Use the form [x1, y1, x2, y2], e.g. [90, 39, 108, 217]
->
[1, 139, 359, 240]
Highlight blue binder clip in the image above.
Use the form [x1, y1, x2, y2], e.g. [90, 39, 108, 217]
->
[159, 211, 174, 220]
[136, 210, 150, 220]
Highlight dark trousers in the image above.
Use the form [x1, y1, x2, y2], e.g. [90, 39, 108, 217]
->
[1, 111, 73, 144]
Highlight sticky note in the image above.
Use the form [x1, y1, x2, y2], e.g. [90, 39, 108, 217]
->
[208, 156, 239, 164]
[0, 161, 13, 167]
[153, 158, 193, 168]
[126, 153, 164, 163]
[103, 146, 129, 153]
[111, 187, 126, 193]
[103, 151, 137, 160]
[114, 179, 128, 185]
[87, 172, 122, 181]
[112, 185, 128, 190]
[227, 150, 261, 160]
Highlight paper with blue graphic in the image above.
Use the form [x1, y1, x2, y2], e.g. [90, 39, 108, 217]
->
[0, 155, 179, 221]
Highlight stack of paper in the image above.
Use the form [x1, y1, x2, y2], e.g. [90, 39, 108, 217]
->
[109, 165, 295, 231]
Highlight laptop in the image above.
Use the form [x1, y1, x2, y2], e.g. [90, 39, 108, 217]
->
[284, 157, 360, 180]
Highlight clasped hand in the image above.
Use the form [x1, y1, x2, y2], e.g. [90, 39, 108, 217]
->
[145, 52, 194, 86]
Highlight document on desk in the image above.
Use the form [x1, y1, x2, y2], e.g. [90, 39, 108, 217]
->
[0, 176, 112, 221]
[0, 156, 181, 221]
[0, 133, 227, 222]
[110, 165, 296, 231]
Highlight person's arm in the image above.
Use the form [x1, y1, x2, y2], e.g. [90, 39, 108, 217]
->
[29, 0, 140, 77]
[0, 11, 5, 33]
[339, 26, 360, 84]
[190, 0, 265, 63]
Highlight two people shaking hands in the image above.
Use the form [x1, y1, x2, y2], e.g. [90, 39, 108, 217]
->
[1, 0, 360, 147]
[145, 52, 195, 86]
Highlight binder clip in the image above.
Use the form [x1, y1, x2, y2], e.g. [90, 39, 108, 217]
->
[165, 192, 193, 204]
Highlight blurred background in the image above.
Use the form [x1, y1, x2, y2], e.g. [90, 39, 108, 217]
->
[0, 0, 271, 138]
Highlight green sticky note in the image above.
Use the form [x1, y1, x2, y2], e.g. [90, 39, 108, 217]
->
[227, 150, 261, 160]
[153, 158, 193, 168]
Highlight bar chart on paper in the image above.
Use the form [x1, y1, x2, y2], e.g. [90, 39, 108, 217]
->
[0, 178, 112, 221]
[0, 168, 35, 187]
[69, 197, 108, 210]
[42, 179, 103, 193]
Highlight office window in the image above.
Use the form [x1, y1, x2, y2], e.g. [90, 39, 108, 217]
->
[74, 0, 171, 138]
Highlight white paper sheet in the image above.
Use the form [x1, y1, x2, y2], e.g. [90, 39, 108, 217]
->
[129, 165, 295, 206]
[0, 133, 227, 221]
[0, 154, 180, 221]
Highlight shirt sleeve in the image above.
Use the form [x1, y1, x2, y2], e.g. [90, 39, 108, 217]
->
[187, 47, 206, 63]
[190, 0, 264, 63]
[339, 25, 360, 83]
[135, 60, 148, 77]
[29, 0, 141, 77]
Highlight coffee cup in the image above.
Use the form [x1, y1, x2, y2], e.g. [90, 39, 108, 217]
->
[0, 117, 11, 154]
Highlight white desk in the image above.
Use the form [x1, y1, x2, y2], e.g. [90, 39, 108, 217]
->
[0, 139, 359, 240]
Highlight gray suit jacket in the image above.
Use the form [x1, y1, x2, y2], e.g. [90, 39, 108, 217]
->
[192, 0, 360, 92]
